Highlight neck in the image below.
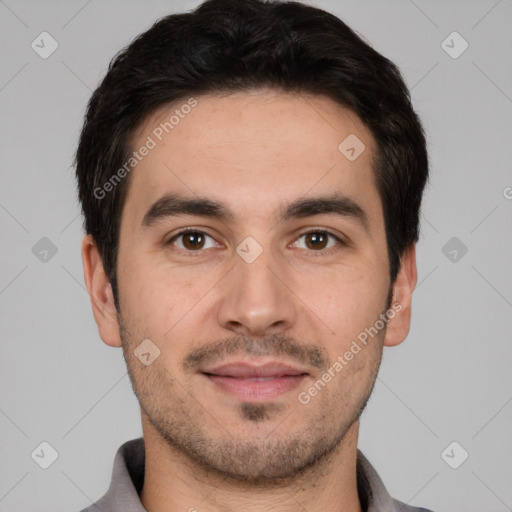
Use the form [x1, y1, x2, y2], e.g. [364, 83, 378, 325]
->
[140, 415, 363, 512]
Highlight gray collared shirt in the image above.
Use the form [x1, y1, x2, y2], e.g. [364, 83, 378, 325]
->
[80, 438, 434, 512]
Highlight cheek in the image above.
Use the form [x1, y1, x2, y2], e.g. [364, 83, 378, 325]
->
[304, 263, 388, 331]
[117, 255, 175, 338]
[119, 261, 217, 366]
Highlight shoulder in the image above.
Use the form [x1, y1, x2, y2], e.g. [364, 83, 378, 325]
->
[391, 498, 436, 512]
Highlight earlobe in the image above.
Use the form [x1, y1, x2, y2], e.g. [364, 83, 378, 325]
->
[383, 244, 418, 347]
[81, 234, 122, 347]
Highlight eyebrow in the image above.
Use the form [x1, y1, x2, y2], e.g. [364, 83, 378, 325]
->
[141, 192, 369, 232]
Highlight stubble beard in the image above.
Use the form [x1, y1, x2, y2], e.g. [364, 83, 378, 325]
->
[118, 314, 384, 487]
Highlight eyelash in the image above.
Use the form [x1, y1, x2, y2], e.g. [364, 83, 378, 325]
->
[166, 227, 347, 257]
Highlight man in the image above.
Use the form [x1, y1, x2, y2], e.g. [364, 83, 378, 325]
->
[76, 0, 432, 510]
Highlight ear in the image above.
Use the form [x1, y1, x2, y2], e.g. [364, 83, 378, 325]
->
[383, 243, 418, 347]
[81, 234, 122, 347]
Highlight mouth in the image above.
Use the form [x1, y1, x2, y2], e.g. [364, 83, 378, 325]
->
[200, 361, 309, 401]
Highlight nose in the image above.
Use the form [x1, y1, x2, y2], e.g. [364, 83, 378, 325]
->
[217, 244, 297, 337]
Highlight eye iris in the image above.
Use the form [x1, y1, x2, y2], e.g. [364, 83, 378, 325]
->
[305, 232, 327, 250]
[183, 232, 204, 250]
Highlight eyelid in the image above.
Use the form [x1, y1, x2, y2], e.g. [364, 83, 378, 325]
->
[166, 227, 220, 252]
[289, 228, 347, 255]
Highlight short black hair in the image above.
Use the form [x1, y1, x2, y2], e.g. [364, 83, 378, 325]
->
[75, 0, 429, 309]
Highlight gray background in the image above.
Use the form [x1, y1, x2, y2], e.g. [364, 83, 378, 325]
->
[1, 0, 511, 511]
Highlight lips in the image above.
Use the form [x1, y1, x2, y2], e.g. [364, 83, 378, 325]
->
[201, 361, 309, 401]
[201, 361, 308, 378]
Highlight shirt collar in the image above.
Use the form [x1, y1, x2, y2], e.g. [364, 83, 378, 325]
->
[82, 437, 424, 512]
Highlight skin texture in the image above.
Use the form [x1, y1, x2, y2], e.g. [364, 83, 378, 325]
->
[81, 89, 417, 512]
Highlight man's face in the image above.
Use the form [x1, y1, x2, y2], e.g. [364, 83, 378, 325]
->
[112, 90, 397, 482]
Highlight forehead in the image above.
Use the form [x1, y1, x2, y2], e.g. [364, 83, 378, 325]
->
[122, 89, 381, 228]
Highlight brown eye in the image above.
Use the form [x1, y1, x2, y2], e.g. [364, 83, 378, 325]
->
[291, 229, 345, 255]
[181, 232, 205, 250]
[304, 231, 329, 250]
[168, 230, 217, 252]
